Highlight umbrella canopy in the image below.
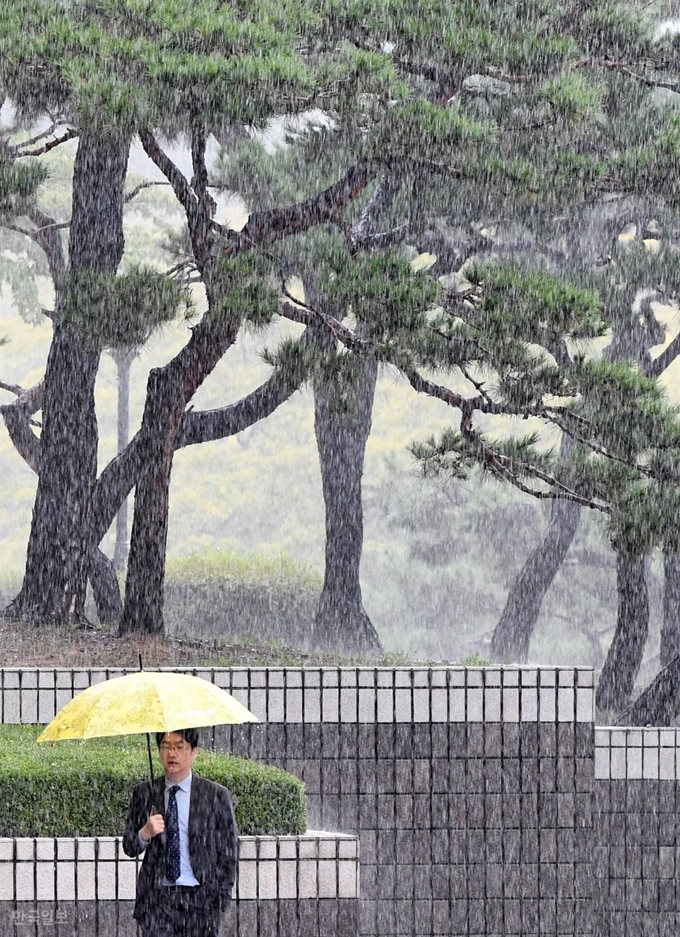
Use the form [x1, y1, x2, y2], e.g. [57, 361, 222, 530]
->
[36, 670, 259, 743]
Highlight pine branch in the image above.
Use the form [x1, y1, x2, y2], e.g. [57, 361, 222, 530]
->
[280, 292, 374, 353]
[404, 367, 509, 416]
[27, 206, 67, 283]
[223, 158, 381, 251]
[545, 410, 656, 478]
[138, 129, 198, 221]
[15, 128, 78, 157]
[124, 180, 171, 204]
[462, 420, 609, 511]
[177, 332, 312, 447]
[645, 332, 680, 379]
[575, 57, 680, 93]
[0, 380, 44, 474]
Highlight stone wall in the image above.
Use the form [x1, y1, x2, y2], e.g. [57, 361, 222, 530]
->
[216, 666, 594, 936]
[3, 665, 678, 936]
[593, 727, 680, 937]
[0, 833, 359, 937]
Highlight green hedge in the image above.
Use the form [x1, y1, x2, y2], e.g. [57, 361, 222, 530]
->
[0, 726, 306, 837]
[163, 550, 322, 647]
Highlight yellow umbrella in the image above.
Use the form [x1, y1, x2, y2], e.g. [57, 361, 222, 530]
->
[37, 670, 258, 741]
[36, 669, 259, 780]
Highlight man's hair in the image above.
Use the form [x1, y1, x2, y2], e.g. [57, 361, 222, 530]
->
[155, 728, 199, 749]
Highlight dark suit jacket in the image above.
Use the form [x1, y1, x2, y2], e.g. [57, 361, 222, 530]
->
[123, 773, 238, 921]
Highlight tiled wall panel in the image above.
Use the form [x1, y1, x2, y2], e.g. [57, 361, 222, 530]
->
[15, 666, 680, 937]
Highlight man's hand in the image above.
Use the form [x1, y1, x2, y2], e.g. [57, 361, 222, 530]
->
[141, 812, 165, 841]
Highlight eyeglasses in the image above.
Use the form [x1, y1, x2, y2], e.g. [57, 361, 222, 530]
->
[159, 742, 190, 753]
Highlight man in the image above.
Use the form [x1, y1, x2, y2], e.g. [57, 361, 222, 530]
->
[123, 728, 238, 937]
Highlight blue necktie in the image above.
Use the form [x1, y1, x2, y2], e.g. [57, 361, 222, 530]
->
[165, 785, 181, 883]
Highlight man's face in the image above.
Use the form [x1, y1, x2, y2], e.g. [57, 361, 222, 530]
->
[158, 732, 198, 783]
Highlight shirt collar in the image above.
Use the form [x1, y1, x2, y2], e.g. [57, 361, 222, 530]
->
[165, 771, 192, 793]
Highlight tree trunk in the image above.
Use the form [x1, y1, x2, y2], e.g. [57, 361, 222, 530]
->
[119, 367, 183, 635]
[490, 497, 581, 663]
[89, 548, 123, 624]
[119, 300, 240, 635]
[311, 330, 382, 655]
[7, 131, 129, 625]
[661, 548, 680, 667]
[616, 652, 680, 726]
[112, 348, 134, 572]
[595, 549, 649, 715]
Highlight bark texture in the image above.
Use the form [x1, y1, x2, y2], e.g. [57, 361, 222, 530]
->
[661, 548, 680, 668]
[490, 497, 581, 663]
[119, 302, 240, 635]
[595, 550, 649, 714]
[8, 131, 129, 624]
[311, 329, 381, 654]
[112, 349, 134, 572]
[618, 653, 680, 726]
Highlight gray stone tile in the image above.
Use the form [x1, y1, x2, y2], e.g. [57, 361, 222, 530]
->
[504, 828, 521, 862]
[414, 794, 431, 830]
[376, 830, 396, 864]
[539, 862, 557, 898]
[412, 724, 432, 758]
[318, 900, 339, 936]
[394, 724, 414, 759]
[432, 900, 449, 934]
[557, 862, 575, 899]
[466, 793, 485, 828]
[521, 863, 539, 898]
[468, 898, 486, 933]
[466, 757, 484, 792]
[484, 794, 503, 830]
[539, 898, 556, 931]
[521, 792, 539, 827]
[502, 723, 520, 756]
[504, 898, 521, 934]
[521, 723, 539, 756]
[376, 760, 394, 794]
[450, 862, 467, 898]
[484, 758, 503, 793]
[431, 758, 449, 793]
[431, 724, 448, 756]
[357, 723, 376, 758]
[414, 899, 432, 936]
[522, 827, 539, 863]
[377, 864, 395, 899]
[339, 723, 359, 758]
[376, 725, 394, 759]
[485, 863, 504, 899]
[466, 724, 484, 757]
[557, 827, 575, 863]
[359, 793, 377, 829]
[338, 900, 358, 937]
[538, 722, 557, 758]
[521, 759, 539, 793]
[339, 759, 360, 794]
[504, 863, 522, 899]
[395, 828, 415, 866]
[394, 759, 412, 794]
[503, 793, 522, 828]
[377, 795, 396, 829]
[395, 865, 415, 898]
[450, 900, 468, 935]
[502, 758, 521, 793]
[484, 724, 502, 756]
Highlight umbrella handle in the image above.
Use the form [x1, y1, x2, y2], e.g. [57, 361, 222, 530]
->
[146, 731, 155, 785]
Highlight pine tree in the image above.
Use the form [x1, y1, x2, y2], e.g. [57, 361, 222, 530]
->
[4, 0, 680, 668]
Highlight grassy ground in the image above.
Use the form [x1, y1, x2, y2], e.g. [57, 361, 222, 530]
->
[0, 614, 438, 669]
